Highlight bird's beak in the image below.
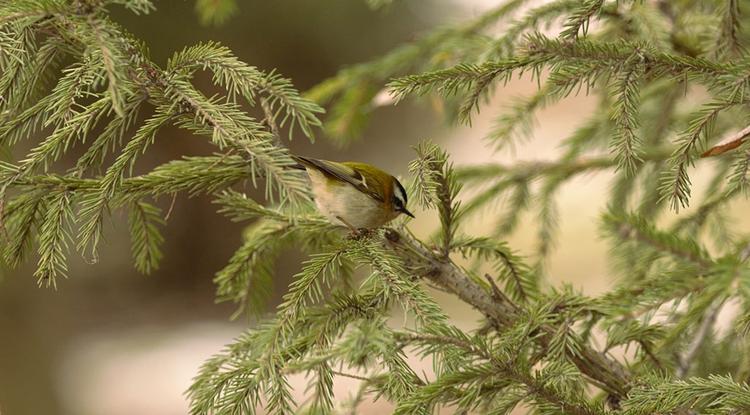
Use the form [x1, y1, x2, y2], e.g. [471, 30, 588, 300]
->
[401, 208, 415, 218]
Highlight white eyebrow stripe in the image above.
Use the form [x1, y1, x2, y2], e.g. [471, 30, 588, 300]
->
[393, 182, 406, 203]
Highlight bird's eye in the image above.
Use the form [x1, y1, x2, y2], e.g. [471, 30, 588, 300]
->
[393, 197, 403, 209]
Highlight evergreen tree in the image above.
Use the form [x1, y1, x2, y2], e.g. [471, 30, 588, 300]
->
[2, 0, 750, 414]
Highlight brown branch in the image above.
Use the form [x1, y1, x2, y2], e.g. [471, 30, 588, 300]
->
[638, 340, 665, 371]
[396, 332, 603, 415]
[701, 124, 750, 157]
[261, 97, 282, 146]
[383, 229, 632, 400]
[332, 370, 371, 382]
[676, 241, 750, 377]
[343, 374, 374, 415]
[619, 223, 714, 270]
[676, 299, 723, 378]
[457, 147, 675, 184]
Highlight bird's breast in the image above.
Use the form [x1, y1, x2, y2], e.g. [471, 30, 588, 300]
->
[306, 169, 393, 228]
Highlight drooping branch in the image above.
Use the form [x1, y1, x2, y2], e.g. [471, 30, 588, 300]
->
[383, 229, 632, 399]
[676, 299, 723, 378]
[395, 331, 604, 415]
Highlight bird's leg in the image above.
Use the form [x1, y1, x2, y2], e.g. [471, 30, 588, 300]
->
[336, 216, 374, 238]
[355, 227, 375, 238]
[336, 216, 359, 233]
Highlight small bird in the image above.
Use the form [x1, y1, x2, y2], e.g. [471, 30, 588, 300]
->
[292, 156, 414, 230]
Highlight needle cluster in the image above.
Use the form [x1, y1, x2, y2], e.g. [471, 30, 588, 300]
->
[4, 1, 750, 414]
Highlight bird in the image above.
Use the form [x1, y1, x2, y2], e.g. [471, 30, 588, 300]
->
[292, 155, 414, 231]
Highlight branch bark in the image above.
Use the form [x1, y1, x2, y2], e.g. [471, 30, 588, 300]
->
[383, 229, 632, 400]
[676, 241, 750, 378]
[676, 299, 723, 378]
[701, 124, 750, 157]
[396, 332, 603, 415]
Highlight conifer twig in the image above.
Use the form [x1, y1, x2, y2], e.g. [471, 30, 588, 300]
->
[676, 242, 750, 378]
[6, 1, 750, 412]
[261, 96, 282, 145]
[701, 124, 750, 157]
[395, 332, 603, 415]
[676, 299, 723, 378]
[383, 229, 632, 399]
[332, 370, 370, 382]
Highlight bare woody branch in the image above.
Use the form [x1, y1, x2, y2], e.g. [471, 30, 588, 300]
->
[383, 229, 632, 400]
[701, 124, 750, 157]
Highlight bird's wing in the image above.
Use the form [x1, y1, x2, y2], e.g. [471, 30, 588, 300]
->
[292, 156, 383, 202]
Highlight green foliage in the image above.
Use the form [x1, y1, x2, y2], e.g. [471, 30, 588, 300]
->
[34, 190, 72, 288]
[366, 0, 394, 10]
[194, 0, 237, 26]
[409, 141, 461, 256]
[128, 200, 164, 275]
[622, 375, 750, 414]
[0, 0, 321, 287]
[305, 0, 530, 142]
[4, 1, 750, 414]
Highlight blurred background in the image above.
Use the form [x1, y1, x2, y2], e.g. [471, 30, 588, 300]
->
[1, 1, 746, 414]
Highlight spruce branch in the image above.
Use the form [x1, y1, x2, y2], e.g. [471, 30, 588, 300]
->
[611, 61, 645, 174]
[457, 147, 674, 223]
[76, 104, 173, 259]
[394, 331, 604, 415]
[0, 3, 319, 281]
[559, 0, 605, 39]
[622, 375, 750, 414]
[453, 236, 536, 303]
[598, 270, 707, 324]
[382, 229, 632, 399]
[701, 123, 750, 158]
[409, 141, 461, 258]
[161, 82, 310, 205]
[389, 32, 743, 131]
[34, 189, 72, 288]
[0, 36, 71, 144]
[1, 155, 255, 198]
[0, 1, 66, 33]
[213, 222, 282, 318]
[5, 1, 750, 412]
[487, 0, 581, 58]
[716, 0, 742, 58]
[602, 209, 715, 269]
[128, 200, 164, 275]
[674, 240, 750, 378]
[189, 285, 394, 413]
[80, 13, 131, 117]
[388, 59, 534, 110]
[74, 96, 146, 173]
[727, 142, 750, 195]
[349, 236, 449, 328]
[20, 96, 112, 174]
[123, 31, 317, 208]
[167, 42, 323, 140]
[108, 0, 154, 15]
[660, 100, 744, 211]
[485, 84, 552, 151]
[306, 0, 530, 141]
[166, 41, 266, 104]
[2, 190, 45, 267]
[458, 148, 674, 183]
[676, 299, 723, 378]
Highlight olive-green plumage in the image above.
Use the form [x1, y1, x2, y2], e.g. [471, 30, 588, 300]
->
[293, 156, 414, 229]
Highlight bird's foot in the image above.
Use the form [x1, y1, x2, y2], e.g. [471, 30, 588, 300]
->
[336, 216, 368, 239]
[347, 227, 376, 240]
